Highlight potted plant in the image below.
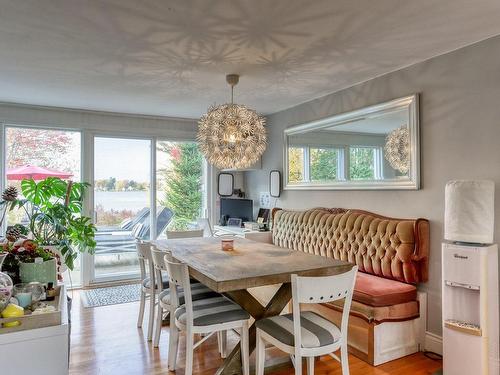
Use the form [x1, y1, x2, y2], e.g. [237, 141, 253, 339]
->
[1, 239, 59, 285]
[3, 178, 96, 274]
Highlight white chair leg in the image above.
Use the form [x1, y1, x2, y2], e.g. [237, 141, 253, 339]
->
[217, 331, 223, 355]
[340, 344, 350, 375]
[241, 322, 249, 375]
[147, 289, 155, 341]
[307, 357, 315, 375]
[167, 311, 179, 371]
[185, 332, 194, 375]
[153, 303, 163, 347]
[137, 290, 146, 328]
[256, 331, 266, 375]
[294, 352, 302, 375]
[219, 330, 227, 358]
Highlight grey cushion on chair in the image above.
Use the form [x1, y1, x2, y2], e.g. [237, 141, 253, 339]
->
[159, 283, 219, 305]
[256, 311, 341, 348]
[175, 296, 250, 326]
[142, 277, 169, 290]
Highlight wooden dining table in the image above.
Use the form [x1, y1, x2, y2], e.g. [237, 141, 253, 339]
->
[153, 237, 353, 375]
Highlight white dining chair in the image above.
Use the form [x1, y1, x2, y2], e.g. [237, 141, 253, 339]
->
[150, 245, 219, 348]
[255, 266, 358, 375]
[136, 240, 167, 341]
[165, 257, 251, 375]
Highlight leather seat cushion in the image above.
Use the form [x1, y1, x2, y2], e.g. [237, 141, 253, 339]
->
[354, 272, 417, 307]
[327, 299, 419, 323]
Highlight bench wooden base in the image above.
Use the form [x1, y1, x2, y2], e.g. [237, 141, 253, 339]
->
[303, 292, 426, 366]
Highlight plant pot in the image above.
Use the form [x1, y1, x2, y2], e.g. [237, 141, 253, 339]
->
[19, 258, 57, 285]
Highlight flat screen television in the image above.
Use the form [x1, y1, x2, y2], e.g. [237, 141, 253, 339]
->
[220, 198, 253, 225]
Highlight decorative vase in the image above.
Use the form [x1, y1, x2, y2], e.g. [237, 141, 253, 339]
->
[0, 253, 14, 313]
[19, 258, 57, 285]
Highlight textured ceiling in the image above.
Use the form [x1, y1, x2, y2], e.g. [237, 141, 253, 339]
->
[1, 0, 500, 118]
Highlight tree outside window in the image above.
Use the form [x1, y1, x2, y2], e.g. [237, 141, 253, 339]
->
[157, 142, 203, 230]
[349, 147, 375, 180]
[310, 148, 338, 181]
[288, 147, 305, 182]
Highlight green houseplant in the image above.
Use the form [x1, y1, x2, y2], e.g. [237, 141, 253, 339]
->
[11, 177, 96, 271]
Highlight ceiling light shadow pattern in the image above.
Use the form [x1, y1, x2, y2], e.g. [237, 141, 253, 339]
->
[1, 0, 500, 116]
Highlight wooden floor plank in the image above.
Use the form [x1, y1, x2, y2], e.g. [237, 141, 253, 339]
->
[69, 290, 442, 375]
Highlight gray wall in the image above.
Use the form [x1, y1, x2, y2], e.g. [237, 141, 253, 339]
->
[245, 35, 500, 337]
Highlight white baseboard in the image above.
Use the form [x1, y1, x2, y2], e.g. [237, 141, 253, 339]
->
[424, 331, 443, 355]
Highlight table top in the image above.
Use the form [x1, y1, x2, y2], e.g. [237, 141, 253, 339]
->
[153, 237, 353, 293]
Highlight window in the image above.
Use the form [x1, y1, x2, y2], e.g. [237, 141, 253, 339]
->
[156, 141, 206, 235]
[288, 145, 385, 183]
[4, 126, 82, 285]
[288, 147, 306, 182]
[349, 146, 376, 180]
[310, 147, 340, 181]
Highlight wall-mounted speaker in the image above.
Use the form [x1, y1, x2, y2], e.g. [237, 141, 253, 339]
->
[269, 170, 281, 198]
[218, 173, 234, 197]
[444, 180, 494, 244]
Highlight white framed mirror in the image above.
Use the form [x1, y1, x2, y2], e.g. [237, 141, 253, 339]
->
[284, 94, 419, 190]
[217, 172, 234, 196]
[269, 170, 281, 197]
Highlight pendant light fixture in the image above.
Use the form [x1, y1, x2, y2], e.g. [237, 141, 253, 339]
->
[197, 74, 266, 169]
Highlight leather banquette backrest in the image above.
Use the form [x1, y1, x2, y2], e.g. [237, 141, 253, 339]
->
[272, 208, 429, 284]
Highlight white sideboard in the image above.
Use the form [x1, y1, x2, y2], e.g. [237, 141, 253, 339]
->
[0, 284, 69, 375]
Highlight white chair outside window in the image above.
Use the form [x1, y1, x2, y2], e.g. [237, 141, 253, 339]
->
[166, 229, 204, 239]
[255, 266, 358, 375]
[197, 218, 236, 238]
[165, 257, 251, 375]
[150, 245, 219, 348]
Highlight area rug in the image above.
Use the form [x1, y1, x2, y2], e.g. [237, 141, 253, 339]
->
[81, 284, 141, 308]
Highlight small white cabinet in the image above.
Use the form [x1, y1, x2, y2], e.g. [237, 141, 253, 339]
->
[442, 243, 499, 375]
[0, 285, 69, 375]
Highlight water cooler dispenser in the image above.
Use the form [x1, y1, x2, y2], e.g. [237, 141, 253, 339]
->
[443, 180, 499, 375]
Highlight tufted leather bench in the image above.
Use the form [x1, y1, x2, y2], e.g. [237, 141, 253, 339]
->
[270, 207, 430, 365]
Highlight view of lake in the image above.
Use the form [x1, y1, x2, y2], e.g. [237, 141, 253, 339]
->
[95, 191, 150, 212]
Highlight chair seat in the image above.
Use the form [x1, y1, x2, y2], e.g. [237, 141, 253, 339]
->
[256, 311, 341, 348]
[175, 296, 250, 326]
[354, 272, 417, 307]
[159, 283, 219, 306]
[142, 277, 169, 290]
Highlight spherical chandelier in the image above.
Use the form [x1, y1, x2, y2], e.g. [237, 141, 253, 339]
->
[384, 125, 410, 174]
[197, 74, 266, 169]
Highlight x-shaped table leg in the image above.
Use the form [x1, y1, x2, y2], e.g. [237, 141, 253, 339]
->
[215, 283, 292, 375]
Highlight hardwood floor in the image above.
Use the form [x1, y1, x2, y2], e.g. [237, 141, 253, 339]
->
[69, 289, 442, 375]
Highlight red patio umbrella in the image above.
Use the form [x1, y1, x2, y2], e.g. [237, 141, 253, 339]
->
[6, 165, 73, 180]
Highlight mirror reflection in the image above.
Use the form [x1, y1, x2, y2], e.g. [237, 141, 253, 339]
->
[285, 95, 418, 190]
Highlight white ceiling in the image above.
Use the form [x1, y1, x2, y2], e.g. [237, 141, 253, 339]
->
[1, 0, 500, 119]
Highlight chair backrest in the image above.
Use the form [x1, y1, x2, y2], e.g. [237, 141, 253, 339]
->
[291, 266, 358, 350]
[151, 245, 171, 292]
[151, 245, 169, 271]
[136, 240, 155, 285]
[166, 229, 204, 239]
[165, 258, 193, 322]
